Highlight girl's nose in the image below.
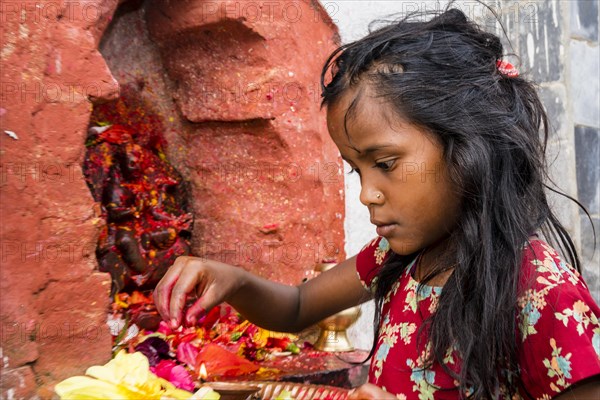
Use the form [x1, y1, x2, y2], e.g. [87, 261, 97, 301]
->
[359, 185, 384, 206]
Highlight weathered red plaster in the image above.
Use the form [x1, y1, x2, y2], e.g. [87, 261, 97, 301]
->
[146, 0, 346, 283]
[0, 0, 119, 396]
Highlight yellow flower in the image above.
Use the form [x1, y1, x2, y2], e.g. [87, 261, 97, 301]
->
[250, 327, 269, 347]
[113, 294, 129, 309]
[54, 351, 193, 399]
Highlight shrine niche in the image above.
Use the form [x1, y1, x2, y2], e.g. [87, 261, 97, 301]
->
[83, 88, 192, 297]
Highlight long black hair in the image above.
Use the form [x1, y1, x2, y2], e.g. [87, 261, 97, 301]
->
[320, 6, 584, 399]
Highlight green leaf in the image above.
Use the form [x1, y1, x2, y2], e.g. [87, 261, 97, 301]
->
[285, 343, 300, 355]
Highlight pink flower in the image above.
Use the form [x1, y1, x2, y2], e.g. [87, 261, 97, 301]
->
[150, 359, 176, 377]
[157, 321, 174, 335]
[151, 360, 195, 391]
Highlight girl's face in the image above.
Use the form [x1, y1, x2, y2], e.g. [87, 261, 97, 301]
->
[327, 85, 461, 256]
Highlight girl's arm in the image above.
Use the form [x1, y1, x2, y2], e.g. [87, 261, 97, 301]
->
[553, 375, 600, 400]
[348, 383, 396, 400]
[153, 255, 371, 331]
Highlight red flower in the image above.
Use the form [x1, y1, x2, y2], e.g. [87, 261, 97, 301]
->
[176, 342, 199, 368]
[195, 343, 259, 378]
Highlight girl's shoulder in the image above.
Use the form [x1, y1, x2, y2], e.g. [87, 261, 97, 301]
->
[517, 238, 598, 338]
[517, 238, 600, 399]
[519, 238, 591, 297]
[356, 236, 392, 293]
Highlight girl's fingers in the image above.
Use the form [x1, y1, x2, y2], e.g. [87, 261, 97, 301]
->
[184, 282, 221, 326]
[154, 258, 186, 322]
[168, 259, 205, 328]
[184, 299, 207, 327]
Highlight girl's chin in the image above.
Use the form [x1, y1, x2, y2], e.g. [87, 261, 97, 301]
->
[387, 238, 422, 256]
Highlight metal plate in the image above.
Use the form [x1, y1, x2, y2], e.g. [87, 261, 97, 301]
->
[248, 381, 349, 400]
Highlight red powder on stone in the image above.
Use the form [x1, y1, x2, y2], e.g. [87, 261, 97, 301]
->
[83, 86, 192, 296]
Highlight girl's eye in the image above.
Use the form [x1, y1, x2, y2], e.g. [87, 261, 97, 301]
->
[374, 160, 396, 171]
[347, 167, 360, 175]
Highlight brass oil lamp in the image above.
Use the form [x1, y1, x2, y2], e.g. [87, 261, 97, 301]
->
[313, 261, 361, 352]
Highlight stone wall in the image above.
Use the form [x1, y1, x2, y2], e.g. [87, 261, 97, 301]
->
[1, 1, 120, 397]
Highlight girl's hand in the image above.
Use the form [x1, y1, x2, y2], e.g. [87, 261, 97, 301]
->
[155, 254, 368, 334]
[153, 256, 245, 329]
[347, 384, 397, 400]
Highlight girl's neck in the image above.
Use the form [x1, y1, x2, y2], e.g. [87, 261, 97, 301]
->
[413, 237, 455, 286]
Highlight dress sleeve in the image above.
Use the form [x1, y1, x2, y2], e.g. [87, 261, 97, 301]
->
[355, 236, 391, 294]
[517, 240, 600, 399]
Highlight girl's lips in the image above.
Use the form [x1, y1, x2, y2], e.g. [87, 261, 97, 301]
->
[376, 223, 397, 237]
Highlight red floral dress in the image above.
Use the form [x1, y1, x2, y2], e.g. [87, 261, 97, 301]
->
[356, 237, 600, 399]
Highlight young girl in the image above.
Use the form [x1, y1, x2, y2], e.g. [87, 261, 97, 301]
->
[154, 8, 600, 399]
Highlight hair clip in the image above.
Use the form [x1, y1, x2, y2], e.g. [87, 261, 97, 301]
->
[496, 60, 519, 78]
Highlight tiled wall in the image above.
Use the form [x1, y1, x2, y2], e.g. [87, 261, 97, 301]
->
[571, 0, 600, 301]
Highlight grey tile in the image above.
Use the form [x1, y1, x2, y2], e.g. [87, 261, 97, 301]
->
[570, 40, 600, 127]
[581, 216, 600, 260]
[575, 125, 600, 215]
[571, 0, 599, 42]
[518, 1, 564, 82]
[539, 85, 567, 137]
[580, 216, 599, 303]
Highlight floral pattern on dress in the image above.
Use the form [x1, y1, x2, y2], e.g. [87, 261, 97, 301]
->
[357, 237, 390, 293]
[355, 236, 600, 400]
[373, 315, 418, 382]
[516, 242, 592, 343]
[372, 315, 401, 381]
[375, 238, 391, 265]
[594, 326, 600, 357]
[529, 242, 581, 287]
[407, 360, 437, 400]
[542, 338, 573, 393]
[518, 287, 549, 341]
[555, 300, 599, 336]
[407, 344, 437, 400]
[384, 280, 402, 306]
[403, 273, 442, 314]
